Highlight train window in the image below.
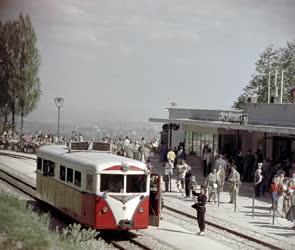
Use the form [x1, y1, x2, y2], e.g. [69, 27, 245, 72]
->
[48, 161, 55, 177]
[67, 168, 73, 183]
[43, 160, 55, 177]
[127, 175, 147, 193]
[86, 174, 93, 192]
[74, 171, 81, 187]
[100, 174, 124, 193]
[43, 160, 49, 176]
[37, 158, 42, 171]
[60, 165, 66, 181]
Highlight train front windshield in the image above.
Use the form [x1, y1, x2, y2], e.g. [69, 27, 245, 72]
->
[100, 174, 147, 193]
[127, 175, 147, 193]
[101, 174, 124, 193]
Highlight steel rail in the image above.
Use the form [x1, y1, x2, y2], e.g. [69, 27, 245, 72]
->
[0, 152, 153, 250]
[0, 151, 36, 160]
[0, 168, 37, 196]
[163, 204, 284, 250]
[1, 152, 286, 250]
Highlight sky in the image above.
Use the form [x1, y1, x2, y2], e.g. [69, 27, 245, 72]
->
[0, 0, 294, 124]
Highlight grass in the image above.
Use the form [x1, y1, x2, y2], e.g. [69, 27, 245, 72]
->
[0, 193, 111, 249]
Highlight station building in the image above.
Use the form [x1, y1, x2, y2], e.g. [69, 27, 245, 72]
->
[149, 103, 295, 162]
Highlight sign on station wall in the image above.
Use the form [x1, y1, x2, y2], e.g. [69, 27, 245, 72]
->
[218, 112, 248, 125]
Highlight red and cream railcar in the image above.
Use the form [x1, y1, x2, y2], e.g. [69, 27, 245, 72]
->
[36, 143, 160, 230]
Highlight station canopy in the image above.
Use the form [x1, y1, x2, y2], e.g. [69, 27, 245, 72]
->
[149, 117, 295, 135]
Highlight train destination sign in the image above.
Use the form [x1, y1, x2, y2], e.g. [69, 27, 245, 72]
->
[218, 111, 248, 125]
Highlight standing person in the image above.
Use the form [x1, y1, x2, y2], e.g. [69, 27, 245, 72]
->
[254, 168, 263, 198]
[269, 177, 279, 211]
[191, 186, 207, 236]
[176, 160, 184, 194]
[190, 176, 199, 198]
[217, 164, 226, 192]
[146, 158, 153, 173]
[205, 168, 218, 203]
[185, 167, 192, 198]
[243, 149, 254, 182]
[177, 146, 186, 161]
[291, 171, 295, 184]
[215, 154, 226, 190]
[159, 141, 165, 162]
[173, 146, 178, 172]
[207, 148, 213, 176]
[202, 148, 208, 177]
[176, 160, 188, 196]
[126, 143, 134, 159]
[286, 189, 295, 229]
[141, 137, 146, 147]
[164, 160, 174, 192]
[236, 151, 244, 175]
[228, 165, 241, 203]
[143, 146, 151, 163]
[262, 158, 272, 192]
[215, 154, 227, 170]
[167, 148, 176, 165]
[202, 145, 208, 164]
[180, 162, 189, 196]
[203, 148, 212, 177]
[283, 180, 294, 216]
[123, 136, 130, 156]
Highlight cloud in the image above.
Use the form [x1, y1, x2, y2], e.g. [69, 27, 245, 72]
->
[149, 28, 200, 42]
[57, 2, 86, 16]
[119, 43, 133, 55]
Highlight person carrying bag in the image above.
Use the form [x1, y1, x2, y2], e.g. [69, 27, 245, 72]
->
[191, 186, 207, 235]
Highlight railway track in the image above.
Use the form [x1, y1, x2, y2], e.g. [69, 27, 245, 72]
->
[0, 152, 154, 250]
[163, 204, 285, 250]
[1, 151, 290, 250]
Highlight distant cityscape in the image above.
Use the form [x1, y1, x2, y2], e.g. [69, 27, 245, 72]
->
[21, 119, 162, 142]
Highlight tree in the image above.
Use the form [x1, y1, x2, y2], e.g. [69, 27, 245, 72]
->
[233, 41, 295, 109]
[0, 19, 16, 131]
[0, 13, 41, 134]
[16, 14, 41, 134]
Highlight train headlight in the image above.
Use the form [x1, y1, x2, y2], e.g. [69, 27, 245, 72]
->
[138, 207, 144, 213]
[102, 207, 108, 213]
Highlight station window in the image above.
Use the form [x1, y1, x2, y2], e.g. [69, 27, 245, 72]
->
[74, 171, 81, 188]
[100, 174, 124, 193]
[86, 174, 93, 192]
[43, 160, 55, 177]
[67, 168, 73, 183]
[60, 165, 66, 181]
[127, 175, 147, 193]
[37, 158, 42, 171]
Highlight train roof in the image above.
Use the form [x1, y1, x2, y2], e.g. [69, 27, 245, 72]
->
[37, 144, 147, 173]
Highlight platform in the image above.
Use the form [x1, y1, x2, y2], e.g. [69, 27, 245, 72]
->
[0, 150, 234, 250]
[150, 156, 295, 248]
[141, 220, 233, 250]
[1, 150, 294, 249]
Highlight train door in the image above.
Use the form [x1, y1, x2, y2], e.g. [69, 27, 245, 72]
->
[149, 173, 161, 227]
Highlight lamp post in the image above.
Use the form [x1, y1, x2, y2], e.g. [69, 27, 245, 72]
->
[54, 97, 64, 142]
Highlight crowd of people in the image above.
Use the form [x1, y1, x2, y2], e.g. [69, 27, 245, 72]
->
[0, 128, 159, 159]
[1, 129, 295, 233]
[159, 144, 295, 233]
[0, 129, 67, 153]
[109, 136, 159, 162]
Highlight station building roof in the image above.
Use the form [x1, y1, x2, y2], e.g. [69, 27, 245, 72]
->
[149, 103, 295, 135]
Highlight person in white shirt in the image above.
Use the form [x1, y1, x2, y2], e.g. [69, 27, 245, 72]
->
[254, 168, 263, 197]
[164, 161, 174, 192]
